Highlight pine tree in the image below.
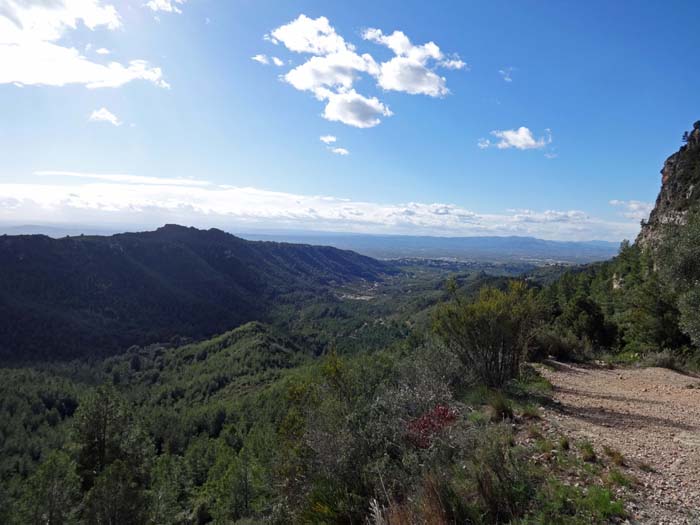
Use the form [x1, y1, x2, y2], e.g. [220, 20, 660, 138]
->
[17, 451, 80, 525]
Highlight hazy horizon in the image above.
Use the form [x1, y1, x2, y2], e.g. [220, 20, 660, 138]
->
[0, 221, 622, 244]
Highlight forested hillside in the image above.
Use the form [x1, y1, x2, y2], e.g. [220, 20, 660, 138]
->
[0, 224, 392, 362]
[530, 121, 700, 365]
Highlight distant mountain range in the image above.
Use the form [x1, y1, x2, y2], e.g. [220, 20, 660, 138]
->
[0, 225, 391, 362]
[239, 232, 620, 263]
[0, 225, 620, 263]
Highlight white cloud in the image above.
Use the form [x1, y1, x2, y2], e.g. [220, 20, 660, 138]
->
[265, 14, 464, 127]
[362, 28, 458, 97]
[330, 147, 349, 156]
[88, 107, 121, 126]
[251, 54, 269, 65]
[269, 14, 350, 55]
[283, 50, 378, 94]
[145, 0, 186, 14]
[0, 173, 643, 240]
[95, 47, 110, 55]
[499, 67, 514, 82]
[319, 135, 336, 144]
[322, 90, 392, 128]
[440, 57, 468, 70]
[609, 200, 654, 221]
[271, 56, 284, 67]
[480, 127, 552, 150]
[0, 0, 168, 89]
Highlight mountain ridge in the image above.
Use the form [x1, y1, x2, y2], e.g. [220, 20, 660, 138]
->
[0, 224, 391, 362]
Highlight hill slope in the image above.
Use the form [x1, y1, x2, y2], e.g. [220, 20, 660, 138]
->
[0, 224, 392, 362]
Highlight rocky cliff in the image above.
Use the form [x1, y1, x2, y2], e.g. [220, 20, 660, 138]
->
[637, 121, 700, 247]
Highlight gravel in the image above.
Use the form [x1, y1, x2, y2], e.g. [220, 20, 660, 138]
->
[538, 361, 700, 525]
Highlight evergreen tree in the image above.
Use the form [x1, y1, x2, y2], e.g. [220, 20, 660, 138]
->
[15, 451, 80, 525]
[149, 454, 189, 525]
[83, 460, 147, 525]
[73, 386, 152, 491]
[659, 211, 700, 347]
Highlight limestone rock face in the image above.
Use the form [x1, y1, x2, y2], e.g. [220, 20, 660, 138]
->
[637, 121, 700, 247]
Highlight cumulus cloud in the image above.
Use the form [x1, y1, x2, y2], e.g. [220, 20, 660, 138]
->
[330, 147, 349, 156]
[0, 0, 168, 88]
[362, 28, 461, 97]
[609, 199, 654, 221]
[95, 47, 110, 55]
[271, 56, 284, 66]
[263, 14, 465, 127]
[283, 50, 378, 94]
[145, 0, 187, 14]
[268, 14, 350, 55]
[322, 90, 392, 128]
[0, 172, 643, 240]
[88, 107, 121, 126]
[319, 135, 336, 144]
[479, 127, 552, 150]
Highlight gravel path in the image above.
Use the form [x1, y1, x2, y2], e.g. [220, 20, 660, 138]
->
[539, 361, 700, 524]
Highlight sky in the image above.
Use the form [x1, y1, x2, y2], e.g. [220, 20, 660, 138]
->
[1, 0, 699, 241]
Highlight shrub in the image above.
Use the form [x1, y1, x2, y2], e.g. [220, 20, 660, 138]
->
[530, 326, 585, 362]
[406, 404, 458, 449]
[520, 404, 541, 420]
[527, 425, 543, 440]
[558, 436, 570, 451]
[433, 281, 541, 387]
[446, 427, 536, 523]
[529, 480, 626, 523]
[642, 349, 683, 371]
[607, 468, 633, 488]
[487, 391, 513, 422]
[579, 441, 597, 463]
[602, 446, 624, 466]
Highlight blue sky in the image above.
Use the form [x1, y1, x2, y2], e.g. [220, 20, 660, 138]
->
[1, 0, 699, 240]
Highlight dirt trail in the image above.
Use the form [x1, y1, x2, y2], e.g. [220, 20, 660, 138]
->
[539, 361, 700, 524]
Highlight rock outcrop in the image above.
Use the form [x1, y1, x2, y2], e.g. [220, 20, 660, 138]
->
[637, 121, 700, 247]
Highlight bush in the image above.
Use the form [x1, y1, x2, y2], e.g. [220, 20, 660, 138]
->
[602, 446, 624, 466]
[487, 391, 513, 422]
[641, 349, 683, 371]
[433, 281, 541, 387]
[530, 326, 586, 362]
[579, 441, 597, 463]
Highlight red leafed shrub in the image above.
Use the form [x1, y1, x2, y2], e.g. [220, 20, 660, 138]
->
[406, 404, 457, 449]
